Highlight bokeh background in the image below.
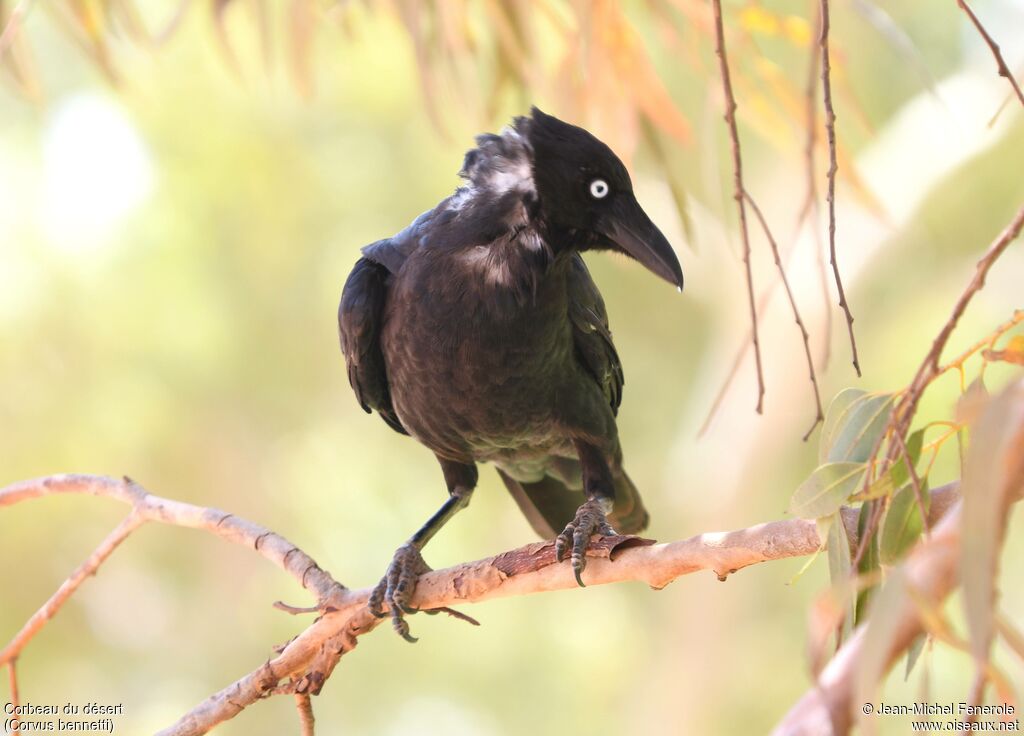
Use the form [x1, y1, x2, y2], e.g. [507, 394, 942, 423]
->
[2, 1, 1024, 733]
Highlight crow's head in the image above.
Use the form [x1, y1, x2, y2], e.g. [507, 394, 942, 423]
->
[519, 107, 683, 290]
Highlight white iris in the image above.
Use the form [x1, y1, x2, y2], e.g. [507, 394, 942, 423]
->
[589, 179, 609, 199]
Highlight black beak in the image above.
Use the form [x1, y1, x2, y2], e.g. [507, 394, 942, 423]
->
[598, 195, 684, 290]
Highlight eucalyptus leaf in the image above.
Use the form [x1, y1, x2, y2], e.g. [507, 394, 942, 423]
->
[826, 510, 854, 640]
[855, 502, 879, 624]
[820, 388, 867, 464]
[855, 568, 909, 714]
[961, 382, 1024, 666]
[824, 392, 896, 464]
[905, 634, 926, 680]
[854, 472, 894, 502]
[892, 428, 925, 488]
[880, 480, 930, 565]
[790, 462, 866, 519]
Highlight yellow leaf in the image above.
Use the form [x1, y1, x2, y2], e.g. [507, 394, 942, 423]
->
[982, 334, 1024, 366]
[783, 15, 812, 47]
[1006, 334, 1024, 362]
[597, 2, 691, 144]
[739, 6, 780, 37]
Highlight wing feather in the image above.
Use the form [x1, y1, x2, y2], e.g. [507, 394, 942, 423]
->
[567, 254, 624, 414]
[338, 253, 407, 435]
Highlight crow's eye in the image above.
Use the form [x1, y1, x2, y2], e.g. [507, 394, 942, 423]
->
[589, 179, 609, 199]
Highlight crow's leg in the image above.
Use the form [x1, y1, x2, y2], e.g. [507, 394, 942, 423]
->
[555, 440, 616, 587]
[368, 458, 477, 642]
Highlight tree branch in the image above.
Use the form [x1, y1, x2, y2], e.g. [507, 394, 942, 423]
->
[852, 203, 1024, 566]
[1, 474, 958, 735]
[0, 474, 351, 668]
[295, 694, 315, 736]
[777, 380, 1024, 735]
[711, 0, 765, 414]
[745, 192, 825, 440]
[157, 485, 958, 735]
[772, 498, 963, 736]
[7, 658, 21, 736]
[956, 0, 1024, 108]
[819, 0, 860, 377]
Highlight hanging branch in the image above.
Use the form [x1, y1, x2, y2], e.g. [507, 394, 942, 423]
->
[711, 0, 765, 414]
[778, 384, 1024, 735]
[852, 202, 1024, 568]
[819, 0, 861, 377]
[955, 0, 1024, 108]
[800, 0, 833, 371]
[744, 192, 824, 439]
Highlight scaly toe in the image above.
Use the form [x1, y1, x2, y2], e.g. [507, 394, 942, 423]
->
[369, 543, 430, 641]
[557, 498, 616, 587]
[391, 607, 418, 643]
[368, 580, 388, 618]
[555, 524, 574, 562]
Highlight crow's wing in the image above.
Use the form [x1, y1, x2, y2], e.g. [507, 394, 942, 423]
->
[567, 254, 623, 414]
[338, 243, 407, 435]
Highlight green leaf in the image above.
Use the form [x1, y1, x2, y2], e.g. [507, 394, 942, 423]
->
[790, 462, 866, 519]
[962, 381, 1024, 666]
[821, 391, 896, 464]
[826, 511, 854, 640]
[905, 634, 926, 681]
[892, 428, 925, 488]
[852, 428, 924, 502]
[853, 472, 894, 502]
[819, 388, 866, 464]
[856, 568, 910, 714]
[855, 502, 880, 624]
[880, 480, 930, 565]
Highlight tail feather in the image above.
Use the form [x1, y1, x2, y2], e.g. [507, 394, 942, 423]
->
[497, 467, 649, 539]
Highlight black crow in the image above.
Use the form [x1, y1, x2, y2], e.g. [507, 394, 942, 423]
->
[338, 108, 683, 640]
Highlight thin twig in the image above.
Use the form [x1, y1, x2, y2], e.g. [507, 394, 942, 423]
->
[744, 191, 824, 440]
[0, 0, 32, 58]
[961, 671, 987, 734]
[852, 204, 1024, 569]
[711, 0, 765, 414]
[7, 659, 20, 736]
[697, 263, 794, 437]
[956, 0, 1024, 108]
[0, 511, 145, 666]
[892, 423, 930, 538]
[819, 0, 860, 377]
[295, 694, 315, 736]
[0, 475, 351, 667]
[773, 499, 965, 735]
[800, 0, 833, 372]
[697, 278, 783, 437]
[781, 383, 1024, 734]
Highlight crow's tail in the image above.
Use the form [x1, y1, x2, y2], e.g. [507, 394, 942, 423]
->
[497, 465, 649, 539]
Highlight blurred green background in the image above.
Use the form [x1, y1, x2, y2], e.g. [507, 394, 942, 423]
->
[2, 1, 1023, 733]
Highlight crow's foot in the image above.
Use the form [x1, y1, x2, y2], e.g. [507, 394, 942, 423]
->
[368, 543, 431, 642]
[555, 498, 616, 587]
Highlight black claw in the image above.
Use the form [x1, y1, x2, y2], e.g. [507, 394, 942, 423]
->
[574, 567, 586, 587]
